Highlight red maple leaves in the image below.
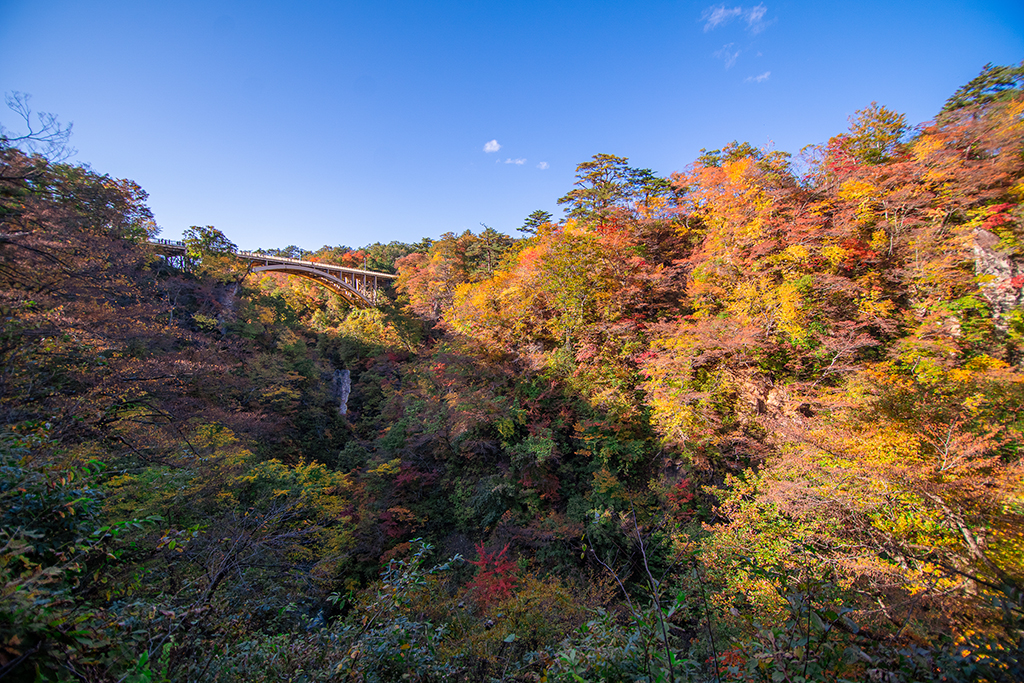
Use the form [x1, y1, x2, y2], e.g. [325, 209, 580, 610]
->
[467, 542, 518, 609]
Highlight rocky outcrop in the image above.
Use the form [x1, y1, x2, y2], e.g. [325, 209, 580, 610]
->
[974, 228, 1024, 322]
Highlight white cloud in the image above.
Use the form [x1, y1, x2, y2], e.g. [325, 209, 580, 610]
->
[483, 139, 501, 153]
[537, 161, 549, 170]
[746, 3, 770, 33]
[702, 5, 742, 31]
[714, 43, 740, 68]
[745, 70, 771, 83]
[504, 158, 526, 165]
[746, 3, 766, 25]
[702, 4, 769, 32]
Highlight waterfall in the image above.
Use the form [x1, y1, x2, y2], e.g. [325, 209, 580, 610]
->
[335, 368, 351, 415]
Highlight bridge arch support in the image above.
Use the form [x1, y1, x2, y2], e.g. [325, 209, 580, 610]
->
[148, 240, 397, 308]
[251, 264, 375, 307]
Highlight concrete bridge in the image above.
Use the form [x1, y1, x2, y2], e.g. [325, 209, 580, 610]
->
[150, 239, 398, 307]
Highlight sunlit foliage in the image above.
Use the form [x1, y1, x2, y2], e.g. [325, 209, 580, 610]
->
[3, 65, 1024, 681]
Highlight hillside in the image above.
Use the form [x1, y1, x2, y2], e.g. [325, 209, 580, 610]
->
[1, 64, 1023, 682]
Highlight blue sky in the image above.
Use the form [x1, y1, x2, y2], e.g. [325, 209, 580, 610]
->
[2, 1, 1022, 251]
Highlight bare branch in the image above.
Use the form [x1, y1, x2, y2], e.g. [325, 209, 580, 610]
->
[1, 92, 76, 162]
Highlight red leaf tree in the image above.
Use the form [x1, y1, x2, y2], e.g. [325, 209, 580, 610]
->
[467, 542, 518, 609]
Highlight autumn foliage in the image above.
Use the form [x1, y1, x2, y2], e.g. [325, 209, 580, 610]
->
[3, 64, 1024, 681]
[468, 542, 519, 609]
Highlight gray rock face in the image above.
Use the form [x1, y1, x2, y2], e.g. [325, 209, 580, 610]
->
[974, 228, 1023, 322]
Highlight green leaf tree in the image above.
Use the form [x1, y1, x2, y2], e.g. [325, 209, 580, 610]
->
[942, 61, 1024, 114]
[520, 209, 553, 235]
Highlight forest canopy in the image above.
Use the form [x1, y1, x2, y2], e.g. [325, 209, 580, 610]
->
[2, 64, 1023, 682]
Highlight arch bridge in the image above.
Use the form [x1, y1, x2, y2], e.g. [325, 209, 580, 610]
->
[150, 239, 398, 308]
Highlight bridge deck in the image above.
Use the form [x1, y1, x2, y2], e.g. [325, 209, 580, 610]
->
[149, 239, 398, 279]
[149, 239, 398, 307]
